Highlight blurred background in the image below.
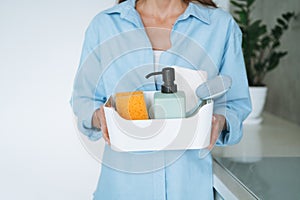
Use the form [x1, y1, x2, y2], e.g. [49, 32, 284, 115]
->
[0, 0, 299, 199]
[252, 0, 300, 125]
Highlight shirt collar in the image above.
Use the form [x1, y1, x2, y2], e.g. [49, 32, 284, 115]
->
[182, 2, 211, 24]
[104, 0, 211, 25]
[103, 0, 142, 27]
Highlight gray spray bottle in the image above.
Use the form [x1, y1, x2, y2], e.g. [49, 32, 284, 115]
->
[146, 67, 186, 119]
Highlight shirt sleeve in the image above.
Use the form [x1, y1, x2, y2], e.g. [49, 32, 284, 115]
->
[214, 19, 252, 146]
[70, 19, 107, 141]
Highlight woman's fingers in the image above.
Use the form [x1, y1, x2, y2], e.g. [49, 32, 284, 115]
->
[99, 106, 110, 145]
[208, 116, 219, 150]
[92, 109, 101, 130]
[208, 115, 225, 150]
[199, 116, 219, 158]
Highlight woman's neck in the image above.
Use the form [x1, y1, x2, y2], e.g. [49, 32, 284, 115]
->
[136, 0, 188, 21]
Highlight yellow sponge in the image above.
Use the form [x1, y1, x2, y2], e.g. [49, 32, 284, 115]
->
[115, 91, 149, 120]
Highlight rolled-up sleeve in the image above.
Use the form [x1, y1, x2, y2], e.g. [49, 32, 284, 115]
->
[214, 19, 252, 146]
[70, 20, 106, 141]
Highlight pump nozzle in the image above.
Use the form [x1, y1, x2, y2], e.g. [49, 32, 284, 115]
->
[145, 67, 177, 93]
[145, 71, 163, 79]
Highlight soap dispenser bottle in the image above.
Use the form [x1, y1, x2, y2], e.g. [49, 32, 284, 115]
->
[146, 67, 186, 119]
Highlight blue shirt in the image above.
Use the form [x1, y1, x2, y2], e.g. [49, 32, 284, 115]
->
[71, 0, 251, 199]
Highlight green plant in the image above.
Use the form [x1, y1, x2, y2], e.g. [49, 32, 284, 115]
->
[230, 0, 295, 86]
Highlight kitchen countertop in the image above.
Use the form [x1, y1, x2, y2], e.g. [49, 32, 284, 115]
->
[212, 112, 300, 200]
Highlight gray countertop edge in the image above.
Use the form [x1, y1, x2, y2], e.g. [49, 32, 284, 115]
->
[213, 158, 260, 200]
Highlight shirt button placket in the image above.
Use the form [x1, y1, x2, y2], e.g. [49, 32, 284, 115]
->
[153, 152, 166, 200]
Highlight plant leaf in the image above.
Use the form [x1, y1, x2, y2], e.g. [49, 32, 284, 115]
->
[230, 0, 246, 8]
[249, 20, 267, 37]
[277, 18, 287, 27]
[267, 51, 288, 71]
[282, 12, 295, 21]
[248, 0, 255, 7]
[254, 63, 264, 73]
[272, 40, 281, 49]
[236, 10, 248, 25]
[271, 25, 283, 40]
[261, 36, 271, 49]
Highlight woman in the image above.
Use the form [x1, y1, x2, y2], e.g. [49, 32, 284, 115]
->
[71, 0, 251, 199]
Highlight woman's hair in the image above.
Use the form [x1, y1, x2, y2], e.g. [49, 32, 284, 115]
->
[118, 0, 217, 8]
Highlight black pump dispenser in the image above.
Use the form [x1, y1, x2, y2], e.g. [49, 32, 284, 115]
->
[145, 67, 177, 93]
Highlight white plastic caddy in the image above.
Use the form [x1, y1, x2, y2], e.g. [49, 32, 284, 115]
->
[103, 91, 213, 152]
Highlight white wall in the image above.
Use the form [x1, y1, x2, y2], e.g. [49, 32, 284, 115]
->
[0, 0, 114, 199]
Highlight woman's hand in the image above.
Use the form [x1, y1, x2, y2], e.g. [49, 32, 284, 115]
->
[92, 106, 110, 145]
[208, 114, 226, 150]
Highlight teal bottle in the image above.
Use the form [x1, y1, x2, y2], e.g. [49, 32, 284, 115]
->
[146, 67, 186, 119]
